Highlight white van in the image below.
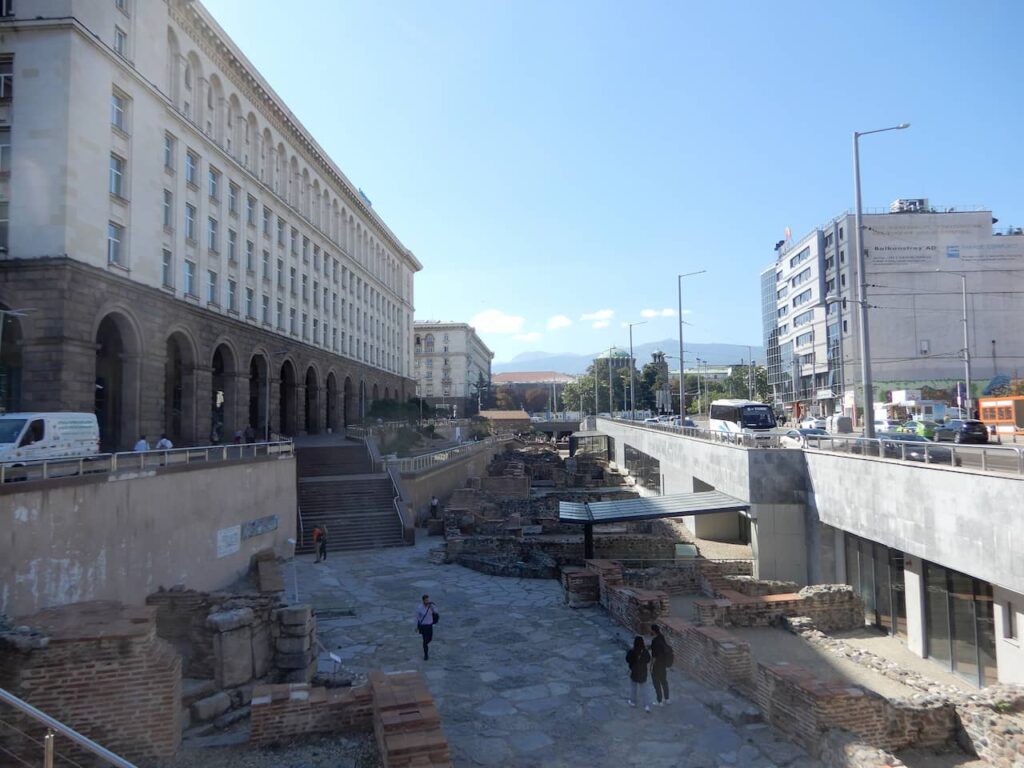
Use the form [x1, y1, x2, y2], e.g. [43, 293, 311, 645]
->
[0, 412, 100, 464]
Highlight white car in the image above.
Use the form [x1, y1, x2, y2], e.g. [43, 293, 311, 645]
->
[800, 417, 826, 430]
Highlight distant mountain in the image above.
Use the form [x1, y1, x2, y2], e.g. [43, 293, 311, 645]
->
[492, 339, 765, 375]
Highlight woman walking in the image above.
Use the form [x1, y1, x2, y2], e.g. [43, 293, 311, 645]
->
[625, 635, 652, 713]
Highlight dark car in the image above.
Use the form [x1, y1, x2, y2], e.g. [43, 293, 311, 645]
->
[852, 432, 961, 466]
[938, 419, 989, 444]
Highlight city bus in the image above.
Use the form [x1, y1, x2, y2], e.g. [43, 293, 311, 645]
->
[708, 399, 777, 442]
[978, 395, 1024, 438]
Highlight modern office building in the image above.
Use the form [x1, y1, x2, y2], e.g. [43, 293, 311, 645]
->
[0, 0, 421, 448]
[413, 321, 493, 416]
[762, 201, 1024, 423]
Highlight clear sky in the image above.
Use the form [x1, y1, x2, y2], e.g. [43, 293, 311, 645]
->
[203, 0, 1024, 363]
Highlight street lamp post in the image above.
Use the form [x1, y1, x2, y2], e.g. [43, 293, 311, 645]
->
[853, 122, 910, 439]
[628, 321, 646, 420]
[936, 270, 973, 417]
[677, 271, 705, 416]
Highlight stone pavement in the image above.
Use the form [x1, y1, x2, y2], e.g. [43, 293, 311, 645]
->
[293, 534, 822, 768]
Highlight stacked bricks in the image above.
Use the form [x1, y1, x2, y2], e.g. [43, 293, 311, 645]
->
[659, 617, 756, 694]
[272, 605, 317, 684]
[721, 575, 799, 597]
[585, 559, 624, 609]
[560, 566, 600, 607]
[0, 601, 181, 762]
[370, 671, 452, 768]
[755, 663, 956, 756]
[604, 585, 670, 636]
[693, 585, 864, 632]
[622, 562, 701, 594]
[249, 682, 373, 745]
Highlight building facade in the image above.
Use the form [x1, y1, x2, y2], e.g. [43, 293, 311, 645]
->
[0, 0, 421, 448]
[491, 371, 575, 414]
[763, 202, 1024, 422]
[413, 322, 493, 417]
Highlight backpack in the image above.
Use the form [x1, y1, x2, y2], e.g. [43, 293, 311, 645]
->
[664, 642, 675, 668]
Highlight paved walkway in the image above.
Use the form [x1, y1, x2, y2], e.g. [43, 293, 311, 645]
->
[295, 534, 821, 768]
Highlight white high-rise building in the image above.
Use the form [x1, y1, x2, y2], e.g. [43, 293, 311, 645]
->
[413, 322, 493, 416]
[0, 0, 421, 447]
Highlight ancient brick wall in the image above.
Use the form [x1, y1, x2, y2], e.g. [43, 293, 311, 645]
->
[721, 575, 799, 597]
[816, 729, 907, 768]
[659, 617, 756, 694]
[0, 602, 181, 761]
[479, 476, 530, 499]
[249, 683, 374, 745]
[694, 585, 863, 631]
[604, 584, 670, 635]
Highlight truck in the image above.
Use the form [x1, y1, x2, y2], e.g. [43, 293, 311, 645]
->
[0, 412, 100, 464]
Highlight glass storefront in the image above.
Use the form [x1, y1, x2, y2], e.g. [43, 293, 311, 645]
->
[844, 534, 907, 638]
[924, 562, 997, 687]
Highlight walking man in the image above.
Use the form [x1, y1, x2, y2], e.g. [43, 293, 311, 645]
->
[133, 435, 149, 452]
[313, 526, 328, 563]
[650, 623, 672, 706]
[430, 495, 440, 519]
[415, 594, 438, 660]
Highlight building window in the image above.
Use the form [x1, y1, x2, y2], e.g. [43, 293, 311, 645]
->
[793, 309, 814, 327]
[228, 183, 238, 215]
[289, 307, 297, 334]
[302, 312, 308, 339]
[1006, 603, 1018, 640]
[207, 270, 218, 304]
[276, 257, 284, 286]
[313, 318, 319, 343]
[246, 195, 256, 226]
[0, 127, 10, 175]
[162, 189, 173, 229]
[276, 300, 284, 329]
[227, 279, 237, 312]
[111, 91, 127, 132]
[795, 330, 814, 348]
[313, 280, 319, 308]
[262, 206, 272, 236]
[207, 217, 218, 252]
[302, 274, 308, 301]
[0, 1, 12, 18]
[789, 246, 811, 269]
[184, 259, 196, 296]
[277, 217, 285, 247]
[261, 294, 270, 324]
[292, 228, 300, 255]
[106, 222, 124, 265]
[184, 203, 196, 241]
[163, 134, 175, 170]
[0, 58, 11, 103]
[227, 230, 238, 263]
[114, 0, 127, 12]
[161, 248, 173, 288]
[109, 154, 125, 197]
[245, 288, 255, 318]
[262, 249, 270, 280]
[185, 151, 197, 186]
[792, 288, 813, 308]
[245, 239, 255, 272]
[290, 267, 297, 295]
[113, 27, 127, 58]
[208, 168, 219, 201]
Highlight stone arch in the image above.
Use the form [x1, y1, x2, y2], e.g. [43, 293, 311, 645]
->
[343, 375, 353, 428]
[359, 380, 367, 421]
[0, 301, 24, 413]
[94, 308, 143, 451]
[183, 51, 202, 121]
[301, 168, 311, 218]
[206, 73, 224, 140]
[276, 142, 287, 197]
[226, 93, 242, 156]
[261, 127, 273, 185]
[383, 386, 390, 402]
[245, 111, 258, 171]
[332, 199, 340, 244]
[326, 371, 338, 433]
[312, 179, 321, 228]
[288, 155, 299, 208]
[304, 364, 319, 434]
[211, 341, 238, 443]
[321, 190, 330, 235]
[164, 327, 199, 445]
[248, 350, 269, 440]
[278, 359, 297, 436]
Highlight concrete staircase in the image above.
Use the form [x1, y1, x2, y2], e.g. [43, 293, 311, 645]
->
[295, 443, 405, 553]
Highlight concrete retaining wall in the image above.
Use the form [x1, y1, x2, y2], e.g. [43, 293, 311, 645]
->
[1, 457, 297, 618]
[397, 442, 506, 522]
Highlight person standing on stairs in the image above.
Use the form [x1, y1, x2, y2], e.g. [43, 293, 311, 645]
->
[313, 525, 328, 562]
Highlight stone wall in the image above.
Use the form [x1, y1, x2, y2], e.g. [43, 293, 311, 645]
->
[721, 575, 799, 597]
[479, 475, 531, 499]
[0, 602, 181, 761]
[756, 663, 956, 755]
[695, 585, 863, 632]
[659, 617, 756, 693]
[622, 562, 701, 594]
[816, 729, 907, 768]
[561, 567, 600, 608]
[604, 584, 670, 636]
[956, 686, 1024, 766]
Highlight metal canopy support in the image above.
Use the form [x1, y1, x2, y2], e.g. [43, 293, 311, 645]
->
[584, 523, 594, 560]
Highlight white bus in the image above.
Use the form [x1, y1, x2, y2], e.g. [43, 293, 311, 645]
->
[708, 399, 776, 442]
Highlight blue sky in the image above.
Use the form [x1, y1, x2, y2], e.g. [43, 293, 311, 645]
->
[204, 0, 1024, 363]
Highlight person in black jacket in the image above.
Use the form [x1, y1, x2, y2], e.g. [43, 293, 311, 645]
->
[625, 635, 652, 713]
[650, 623, 670, 705]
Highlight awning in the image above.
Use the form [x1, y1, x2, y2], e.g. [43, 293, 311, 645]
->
[559, 490, 749, 524]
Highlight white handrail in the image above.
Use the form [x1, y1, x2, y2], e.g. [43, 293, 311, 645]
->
[0, 687, 137, 768]
[387, 435, 510, 474]
[0, 440, 294, 484]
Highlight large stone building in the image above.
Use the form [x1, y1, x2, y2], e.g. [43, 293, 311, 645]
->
[0, 0, 421, 448]
[762, 201, 1024, 423]
[413, 321, 493, 417]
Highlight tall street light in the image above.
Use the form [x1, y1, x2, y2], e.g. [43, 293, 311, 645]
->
[677, 271, 706, 416]
[936, 269, 973, 417]
[628, 321, 646, 420]
[853, 122, 910, 439]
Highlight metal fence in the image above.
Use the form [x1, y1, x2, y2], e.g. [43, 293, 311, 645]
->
[0, 440, 294, 484]
[387, 436, 509, 474]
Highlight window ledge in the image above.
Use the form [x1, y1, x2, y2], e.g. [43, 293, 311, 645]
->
[107, 260, 130, 274]
[161, 283, 175, 293]
[112, 125, 129, 140]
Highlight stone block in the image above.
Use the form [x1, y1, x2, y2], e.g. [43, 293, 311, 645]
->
[181, 677, 217, 707]
[213, 705, 251, 730]
[214, 626, 254, 688]
[207, 607, 255, 633]
[275, 649, 315, 670]
[252, 621, 272, 679]
[275, 634, 312, 654]
[280, 660, 316, 684]
[191, 691, 232, 722]
[275, 605, 312, 625]
[277, 618, 314, 636]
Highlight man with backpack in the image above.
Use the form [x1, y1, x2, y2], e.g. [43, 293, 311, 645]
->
[650, 623, 673, 705]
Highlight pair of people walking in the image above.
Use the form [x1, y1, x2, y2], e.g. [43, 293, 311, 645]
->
[625, 624, 672, 712]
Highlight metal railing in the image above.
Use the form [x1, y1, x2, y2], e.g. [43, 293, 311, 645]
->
[606, 417, 784, 449]
[0, 687, 137, 768]
[386, 435, 509, 474]
[385, 460, 407, 532]
[0, 440, 294, 484]
[802, 434, 1024, 476]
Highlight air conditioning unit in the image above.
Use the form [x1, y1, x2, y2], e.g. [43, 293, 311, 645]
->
[890, 198, 929, 214]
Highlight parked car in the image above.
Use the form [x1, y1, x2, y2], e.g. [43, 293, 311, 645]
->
[897, 420, 942, 440]
[800, 417, 826, 430]
[937, 419, 990, 444]
[780, 428, 829, 449]
[874, 418, 902, 432]
[852, 431, 961, 466]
